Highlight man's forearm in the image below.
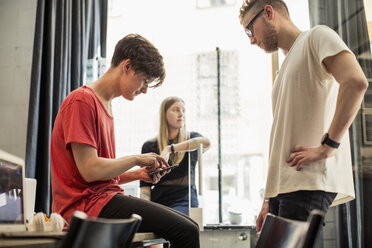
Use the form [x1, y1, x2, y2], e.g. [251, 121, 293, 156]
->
[72, 142, 139, 182]
[327, 78, 367, 142]
[322, 51, 368, 143]
[119, 169, 142, 184]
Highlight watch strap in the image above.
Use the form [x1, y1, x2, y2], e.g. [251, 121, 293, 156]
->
[321, 133, 340, 149]
[170, 144, 175, 154]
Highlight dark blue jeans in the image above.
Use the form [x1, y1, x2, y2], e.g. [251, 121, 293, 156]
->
[268, 190, 337, 221]
[169, 191, 199, 215]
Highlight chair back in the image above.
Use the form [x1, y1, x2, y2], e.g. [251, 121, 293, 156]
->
[59, 211, 142, 248]
[255, 210, 325, 248]
[302, 210, 325, 248]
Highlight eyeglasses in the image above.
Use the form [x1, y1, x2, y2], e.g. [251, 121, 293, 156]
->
[245, 8, 264, 38]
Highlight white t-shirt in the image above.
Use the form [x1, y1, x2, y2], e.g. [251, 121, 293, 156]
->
[265, 25, 355, 206]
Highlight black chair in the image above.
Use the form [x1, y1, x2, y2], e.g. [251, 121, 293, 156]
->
[59, 211, 142, 248]
[255, 209, 325, 248]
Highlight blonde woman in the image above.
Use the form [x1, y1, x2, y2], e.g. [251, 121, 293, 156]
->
[140, 96, 210, 215]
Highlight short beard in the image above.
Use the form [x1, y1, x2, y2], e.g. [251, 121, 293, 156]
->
[262, 22, 279, 53]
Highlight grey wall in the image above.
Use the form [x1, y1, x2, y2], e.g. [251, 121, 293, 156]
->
[0, 0, 37, 159]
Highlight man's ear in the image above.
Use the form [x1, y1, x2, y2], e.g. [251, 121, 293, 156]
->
[121, 60, 131, 73]
[264, 5, 274, 21]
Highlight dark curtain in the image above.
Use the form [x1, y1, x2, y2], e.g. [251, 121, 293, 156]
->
[309, 0, 372, 247]
[25, 0, 108, 214]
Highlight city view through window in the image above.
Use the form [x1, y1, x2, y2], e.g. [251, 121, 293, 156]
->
[106, 0, 309, 225]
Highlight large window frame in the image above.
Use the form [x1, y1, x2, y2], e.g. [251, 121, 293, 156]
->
[106, 0, 309, 226]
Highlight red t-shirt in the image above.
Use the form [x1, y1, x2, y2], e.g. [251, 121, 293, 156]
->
[51, 86, 123, 222]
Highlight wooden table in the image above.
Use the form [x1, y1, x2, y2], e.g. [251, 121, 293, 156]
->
[0, 232, 169, 248]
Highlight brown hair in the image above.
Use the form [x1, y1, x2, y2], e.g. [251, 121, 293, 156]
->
[158, 96, 187, 165]
[239, 0, 289, 24]
[111, 34, 166, 88]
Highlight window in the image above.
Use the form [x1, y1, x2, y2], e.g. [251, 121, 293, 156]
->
[106, 0, 309, 225]
[196, 0, 236, 9]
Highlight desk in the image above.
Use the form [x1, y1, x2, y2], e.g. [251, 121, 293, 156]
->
[0, 232, 169, 248]
[132, 232, 170, 247]
[0, 239, 57, 248]
[200, 225, 256, 248]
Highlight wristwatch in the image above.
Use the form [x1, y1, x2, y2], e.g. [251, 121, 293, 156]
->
[321, 133, 340, 149]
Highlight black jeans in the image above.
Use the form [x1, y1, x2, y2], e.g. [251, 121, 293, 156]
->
[99, 194, 200, 248]
[268, 190, 337, 221]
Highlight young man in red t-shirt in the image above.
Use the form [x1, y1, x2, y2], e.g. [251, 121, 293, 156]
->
[51, 34, 200, 248]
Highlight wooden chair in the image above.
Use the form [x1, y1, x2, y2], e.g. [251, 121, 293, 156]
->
[255, 209, 325, 248]
[59, 211, 142, 248]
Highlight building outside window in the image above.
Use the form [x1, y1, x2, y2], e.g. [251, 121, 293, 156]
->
[106, 0, 309, 225]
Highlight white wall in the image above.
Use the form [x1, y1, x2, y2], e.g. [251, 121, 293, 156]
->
[0, 0, 37, 159]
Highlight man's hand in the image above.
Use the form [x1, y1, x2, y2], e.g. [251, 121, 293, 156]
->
[136, 153, 171, 183]
[256, 201, 269, 233]
[287, 145, 334, 171]
[137, 167, 164, 184]
[118, 163, 169, 185]
[136, 153, 169, 171]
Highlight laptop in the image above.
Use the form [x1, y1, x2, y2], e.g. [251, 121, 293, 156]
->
[0, 149, 66, 239]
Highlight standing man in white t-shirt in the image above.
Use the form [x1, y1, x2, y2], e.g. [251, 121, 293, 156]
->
[239, 0, 368, 232]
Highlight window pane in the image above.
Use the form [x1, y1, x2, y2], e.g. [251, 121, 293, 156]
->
[107, 0, 274, 225]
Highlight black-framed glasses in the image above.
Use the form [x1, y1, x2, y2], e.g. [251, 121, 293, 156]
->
[245, 8, 264, 38]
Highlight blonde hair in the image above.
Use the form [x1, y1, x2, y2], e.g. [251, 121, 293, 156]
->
[239, 0, 289, 24]
[158, 96, 187, 165]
